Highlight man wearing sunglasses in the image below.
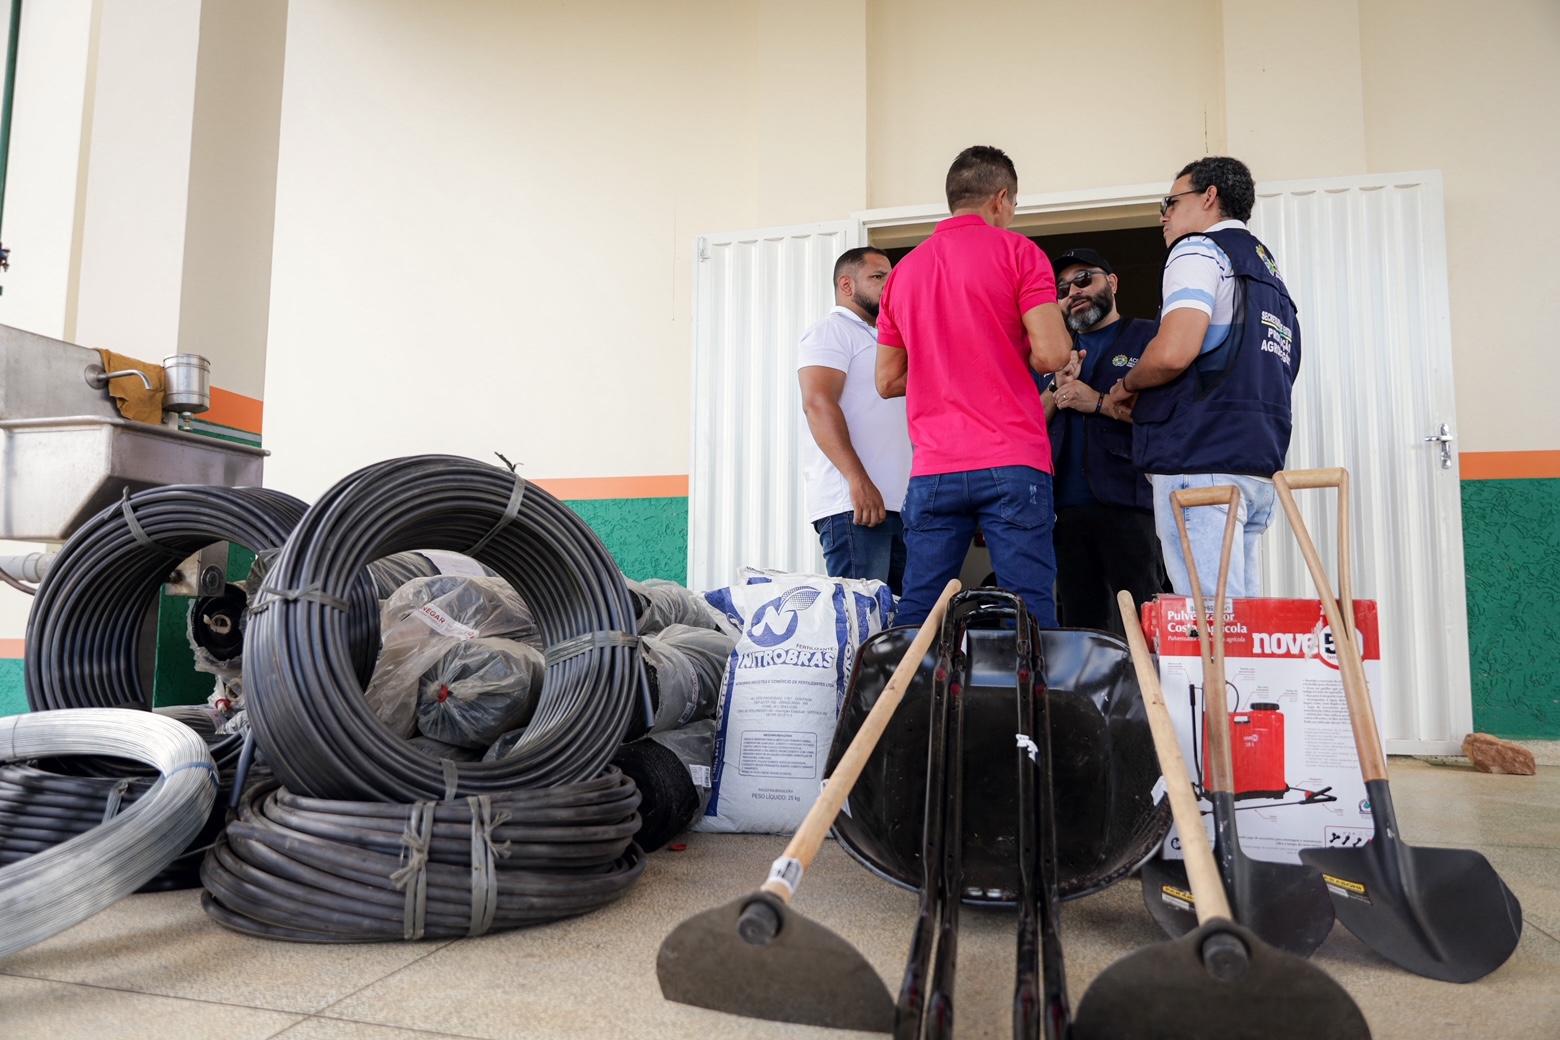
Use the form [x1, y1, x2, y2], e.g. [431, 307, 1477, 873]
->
[875, 145, 1073, 626]
[1105, 156, 1301, 599]
[1041, 248, 1165, 634]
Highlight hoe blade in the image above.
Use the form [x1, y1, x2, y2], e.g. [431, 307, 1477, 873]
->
[656, 892, 895, 1032]
[1073, 918, 1369, 1040]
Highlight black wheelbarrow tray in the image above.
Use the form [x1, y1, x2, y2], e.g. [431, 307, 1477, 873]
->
[827, 621, 1170, 905]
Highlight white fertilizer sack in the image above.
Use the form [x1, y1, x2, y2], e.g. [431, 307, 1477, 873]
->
[695, 570, 895, 834]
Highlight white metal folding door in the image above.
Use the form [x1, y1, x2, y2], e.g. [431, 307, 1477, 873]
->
[689, 221, 864, 592]
[1249, 173, 1470, 753]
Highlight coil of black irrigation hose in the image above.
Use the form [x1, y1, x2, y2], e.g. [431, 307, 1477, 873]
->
[243, 455, 650, 802]
[24, 484, 381, 771]
[200, 773, 645, 942]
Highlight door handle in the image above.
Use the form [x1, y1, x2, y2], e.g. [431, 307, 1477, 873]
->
[1423, 423, 1454, 469]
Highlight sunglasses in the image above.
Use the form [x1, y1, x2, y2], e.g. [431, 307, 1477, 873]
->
[1058, 269, 1107, 294]
[1160, 188, 1205, 216]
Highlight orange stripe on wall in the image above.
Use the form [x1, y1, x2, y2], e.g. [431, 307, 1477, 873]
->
[0, 639, 23, 659]
[204, 387, 263, 434]
[1461, 451, 1560, 481]
[533, 475, 688, 500]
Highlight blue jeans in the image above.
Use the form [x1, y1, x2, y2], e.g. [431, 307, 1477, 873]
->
[814, 511, 906, 596]
[896, 466, 1057, 627]
[1149, 473, 1277, 598]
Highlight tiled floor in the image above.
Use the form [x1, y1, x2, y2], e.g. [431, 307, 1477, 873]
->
[1, 758, 1556, 1040]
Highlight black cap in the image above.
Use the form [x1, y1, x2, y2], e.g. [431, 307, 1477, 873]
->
[1052, 247, 1112, 277]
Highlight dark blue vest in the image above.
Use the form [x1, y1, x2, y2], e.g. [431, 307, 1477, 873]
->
[1132, 227, 1300, 476]
[1049, 316, 1157, 510]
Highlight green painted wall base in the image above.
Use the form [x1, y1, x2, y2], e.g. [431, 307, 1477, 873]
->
[1463, 478, 1560, 738]
[565, 496, 688, 584]
[0, 659, 24, 717]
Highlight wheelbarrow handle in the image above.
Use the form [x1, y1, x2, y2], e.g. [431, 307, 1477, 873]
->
[1169, 484, 1241, 796]
[1118, 591, 1234, 925]
[1272, 469, 1386, 782]
[759, 578, 962, 903]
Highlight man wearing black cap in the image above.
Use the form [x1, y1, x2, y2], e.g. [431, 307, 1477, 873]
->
[1041, 248, 1165, 634]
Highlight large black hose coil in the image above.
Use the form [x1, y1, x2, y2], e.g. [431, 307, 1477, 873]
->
[24, 485, 379, 771]
[243, 455, 647, 801]
[201, 774, 645, 942]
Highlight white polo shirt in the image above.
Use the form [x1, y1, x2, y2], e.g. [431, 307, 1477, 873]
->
[797, 306, 913, 523]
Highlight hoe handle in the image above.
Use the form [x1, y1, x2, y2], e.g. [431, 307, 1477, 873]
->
[1272, 469, 1386, 782]
[759, 579, 962, 902]
[1119, 591, 1234, 924]
[1169, 485, 1241, 795]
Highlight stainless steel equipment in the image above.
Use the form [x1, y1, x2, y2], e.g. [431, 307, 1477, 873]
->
[0, 323, 265, 541]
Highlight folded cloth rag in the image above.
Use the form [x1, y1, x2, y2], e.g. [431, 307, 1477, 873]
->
[97, 350, 166, 424]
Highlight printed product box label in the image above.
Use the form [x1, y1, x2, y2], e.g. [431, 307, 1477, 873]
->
[1143, 596, 1386, 865]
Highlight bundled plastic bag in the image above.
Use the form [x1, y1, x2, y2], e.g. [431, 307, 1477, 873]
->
[695, 570, 895, 834]
[365, 575, 543, 737]
[627, 578, 737, 637]
[408, 734, 489, 763]
[415, 637, 545, 748]
[643, 623, 736, 734]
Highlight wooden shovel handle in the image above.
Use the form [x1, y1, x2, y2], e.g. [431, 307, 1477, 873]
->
[760, 579, 961, 902]
[1170, 485, 1241, 795]
[1118, 591, 1233, 924]
[1273, 469, 1386, 781]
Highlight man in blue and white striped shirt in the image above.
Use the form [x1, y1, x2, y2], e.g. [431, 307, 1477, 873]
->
[1107, 157, 1301, 599]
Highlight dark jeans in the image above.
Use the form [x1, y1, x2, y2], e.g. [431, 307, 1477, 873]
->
[814, 511, 906, 596]
[897, 466, 1057, 627]
[1053, 503, 1166, 636]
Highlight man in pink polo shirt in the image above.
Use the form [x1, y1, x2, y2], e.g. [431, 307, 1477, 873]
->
[875, 145, 1072, 625]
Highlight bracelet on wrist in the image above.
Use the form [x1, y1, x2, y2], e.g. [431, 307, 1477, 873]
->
[1094, 394, 1105, 415]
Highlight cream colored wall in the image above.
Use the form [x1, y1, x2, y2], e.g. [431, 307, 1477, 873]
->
[176, 0, 288, 400]
[1223, 0, 1368, 178]
[1357, 0, 1560, 454]
[261, 0, 868, 501]
[71, 0, 202, 363]
[0, 0, 97, 340]
[865, 0, 1227, 206]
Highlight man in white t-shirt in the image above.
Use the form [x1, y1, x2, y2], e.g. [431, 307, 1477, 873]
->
[798, 247, 912, 594]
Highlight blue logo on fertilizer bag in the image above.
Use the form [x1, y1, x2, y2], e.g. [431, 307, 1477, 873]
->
[738, 586, 836, 670]
[746, 587, 821, 647]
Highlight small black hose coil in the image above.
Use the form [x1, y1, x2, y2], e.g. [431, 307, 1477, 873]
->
[23, 485, 379, 771]
[201, 773, 645, 942]
[243, 455, 647, 801]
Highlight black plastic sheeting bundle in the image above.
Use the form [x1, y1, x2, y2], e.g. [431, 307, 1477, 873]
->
[25, 484, 380, 771]
[201, 774, 644, 942]
[243, 455, 647, 801]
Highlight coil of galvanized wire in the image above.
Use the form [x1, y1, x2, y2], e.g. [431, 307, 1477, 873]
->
[0, 758, 262, 891]
[243, 455, 647, 801]
[24, 485, 379, 771]
[201, 772, 644, 942]
[0, 709, 219, 958]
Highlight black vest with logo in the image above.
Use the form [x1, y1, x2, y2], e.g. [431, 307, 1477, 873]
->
[1132, 226, 1301, 476]
[1049, 316, 1158, 510]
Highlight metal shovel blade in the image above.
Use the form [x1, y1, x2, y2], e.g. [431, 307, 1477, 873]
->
[656, 891, 895, 1032]
[1073, 917, 1371, 1040]
[1300, 804, 1522, 983]
[1141, 796, 1335, 957]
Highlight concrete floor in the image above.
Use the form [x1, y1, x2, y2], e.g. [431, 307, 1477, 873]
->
[1, 757, 1556, 1040]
